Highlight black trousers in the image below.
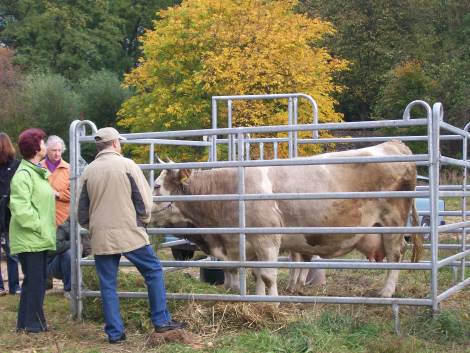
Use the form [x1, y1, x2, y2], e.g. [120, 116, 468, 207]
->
[17, 251, 48, 333]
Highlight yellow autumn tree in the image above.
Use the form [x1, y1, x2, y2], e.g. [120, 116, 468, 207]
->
[118, 0, 347, 160]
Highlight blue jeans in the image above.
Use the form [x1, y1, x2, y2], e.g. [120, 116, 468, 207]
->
[0, 234, 20, 293]
[17, 251, 48, 332]
[94, 245, 171, 340]
[47, 250, 71, 292]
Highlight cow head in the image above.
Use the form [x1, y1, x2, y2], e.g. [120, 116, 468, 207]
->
[151, 159, 193, 227]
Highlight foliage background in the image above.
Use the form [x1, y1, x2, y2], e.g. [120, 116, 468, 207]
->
[0, 0, 468, 157]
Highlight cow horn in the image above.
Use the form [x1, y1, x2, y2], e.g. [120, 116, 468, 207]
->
[156, 157, 166, 164]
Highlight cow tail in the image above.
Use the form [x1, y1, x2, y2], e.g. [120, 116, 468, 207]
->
[410, 201, 423, 262]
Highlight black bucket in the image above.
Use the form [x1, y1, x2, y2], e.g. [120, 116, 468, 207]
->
[200, 267, 225, 285]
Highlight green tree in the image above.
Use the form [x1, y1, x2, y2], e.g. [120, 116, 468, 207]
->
[299, 0, 469, 126]
[19, 72, 79, 139]
[298, 0, 428, 121]
[0, 48, 23, 132]
[0, 0, 182, 79]
[373, 60, 436, 120]
[119, 0, 347, 159]
[110, 0, 182, 73]
[0, 0, 123, 81]
[77, 70, 132, 128]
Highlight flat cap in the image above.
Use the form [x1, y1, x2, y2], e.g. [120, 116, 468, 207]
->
[94, 127, 127, 143]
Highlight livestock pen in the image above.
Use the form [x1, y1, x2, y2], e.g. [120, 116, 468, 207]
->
[69, 94, 470, 333]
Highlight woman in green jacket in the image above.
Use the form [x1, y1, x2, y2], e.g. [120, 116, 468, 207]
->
[9, 128, 56, 333]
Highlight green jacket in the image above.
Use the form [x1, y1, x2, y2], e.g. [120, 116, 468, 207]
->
[9, 160, 56, 255]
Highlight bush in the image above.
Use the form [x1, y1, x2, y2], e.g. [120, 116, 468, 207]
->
[17, 72, 79, 139]
[77, 70, 132, 129]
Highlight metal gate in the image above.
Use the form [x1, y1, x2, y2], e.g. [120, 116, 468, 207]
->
[69, 94, 470, 331]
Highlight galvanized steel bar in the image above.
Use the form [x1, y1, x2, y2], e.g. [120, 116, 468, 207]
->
[238, 133, 247, 296]
[228, 135, 461, 145]
[139, 154, 429, 171]
[430, 102, 442, 314]
[437, 277, 470, 303]
[438, 221, 470, 232]
[78, 119, 428, 142]
[122, 138, 210, 146]
[69, 120, 97, 320]
[147, 226, 429, 235]
[439, 121, 470, 139]
[402, 100, 432, 121]
[440, 156, 470, 168]
[439, 191, 470, 197]
[80, 290, 432, 306]
[149, 143, 155, 189]
[211, 98, 217, 161]
[293, 97, 299, 157]
[437, 249, 470, 268]
[288, 97, 294, 158]
[153, 190, 428, 203]
[228, 99, 233, 161]
[81, 258, 431, 270]
[462, 123, 470, 281]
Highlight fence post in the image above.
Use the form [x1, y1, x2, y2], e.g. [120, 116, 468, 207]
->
[237, 132, 247, 296]
[430, 102, 442, 315]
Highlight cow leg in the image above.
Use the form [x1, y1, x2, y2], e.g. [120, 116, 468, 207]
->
[293, 254, 315, 294]
[224, 268, 240, 292]
[253, 242, 279, 296]
[305, 256, 327, 286]
[287, 252, 301, 293]
[379, 235, 405, 298]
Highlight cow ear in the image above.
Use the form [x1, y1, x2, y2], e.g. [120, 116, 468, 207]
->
[178, 169, 192, 185]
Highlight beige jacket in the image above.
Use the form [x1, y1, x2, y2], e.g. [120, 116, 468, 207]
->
[77, 150, 153, 255]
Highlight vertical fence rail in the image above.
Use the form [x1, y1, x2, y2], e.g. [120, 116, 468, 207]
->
[288, 97, 294, 158]
[430, 103, 442, 314]
[293, 97, 298, 158]
[70, 120, 97, 319]
[228, 99, 233, 161]
[237, 133, 247, 295]
[462, 123, 470, 281]
[149, 143, 155, 190]
[211, 98, 218, 162]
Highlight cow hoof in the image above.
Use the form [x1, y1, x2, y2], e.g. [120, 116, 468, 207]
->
[286, 287, 296, 294]
[378, 289, 393, 298]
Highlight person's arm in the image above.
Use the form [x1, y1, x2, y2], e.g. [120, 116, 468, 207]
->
[55, 170, 71, 201]
[9, 170, 41, 234]
[77, 178, 90, 229]
[56, 188, 71, 202]
[128, 162, 153, 226]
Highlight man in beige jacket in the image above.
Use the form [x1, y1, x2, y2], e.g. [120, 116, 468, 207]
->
[78, 127, 186, 344]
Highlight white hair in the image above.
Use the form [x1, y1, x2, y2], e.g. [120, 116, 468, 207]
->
[46, 135, 66, 152]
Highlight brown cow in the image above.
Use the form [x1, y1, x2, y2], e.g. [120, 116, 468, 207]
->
[152, 140, 421, 298]
[272, 140, 421, 297]
[152, 166, 283, 296]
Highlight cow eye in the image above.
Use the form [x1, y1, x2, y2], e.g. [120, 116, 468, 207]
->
[154, 184, 161, 190]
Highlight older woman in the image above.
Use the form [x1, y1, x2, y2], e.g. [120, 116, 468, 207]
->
[9, 128, 56, 333]
[40, 135, 70, 226]
[0, 132, 21, 296]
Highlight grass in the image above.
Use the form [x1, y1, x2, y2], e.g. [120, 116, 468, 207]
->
[2, 191, 470, 352]
[1, 271, 470, 352]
